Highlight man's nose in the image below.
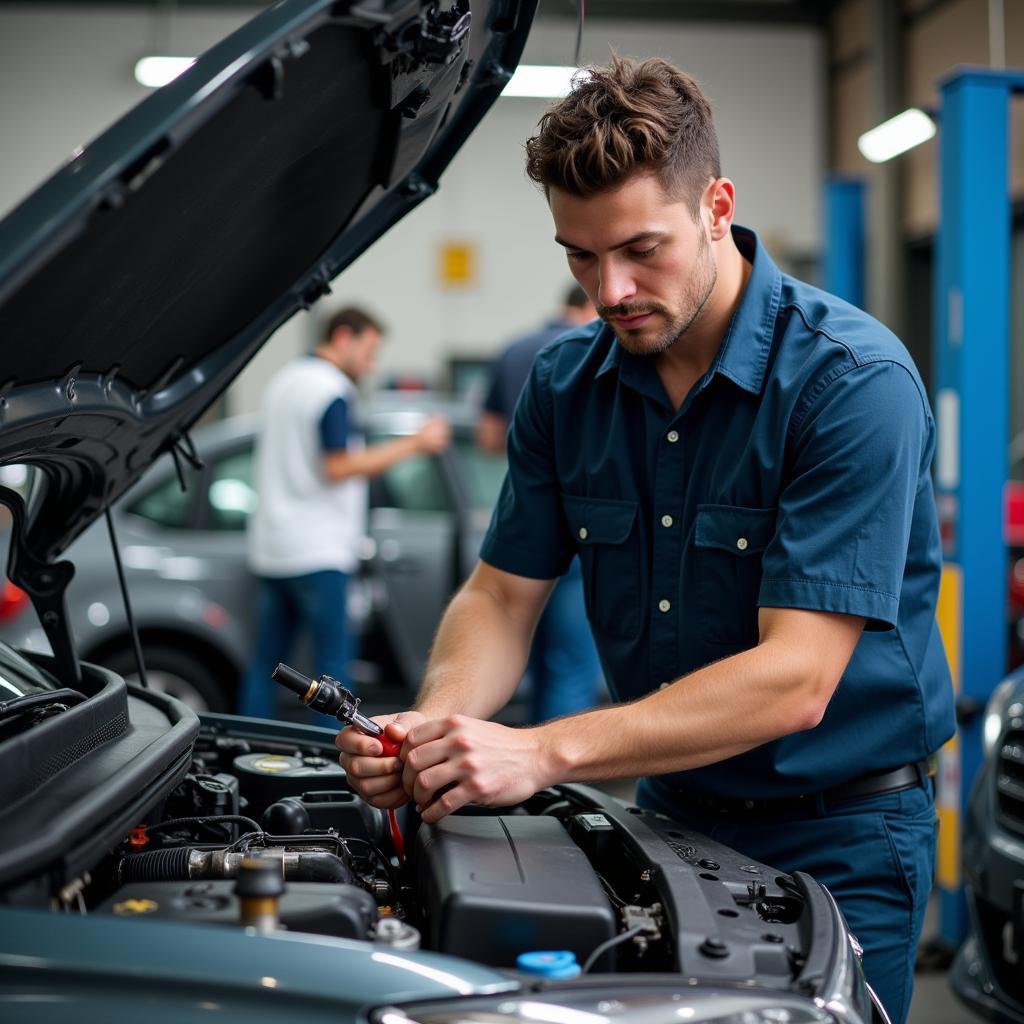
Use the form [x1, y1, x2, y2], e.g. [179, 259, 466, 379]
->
[597, 260, 636, 308]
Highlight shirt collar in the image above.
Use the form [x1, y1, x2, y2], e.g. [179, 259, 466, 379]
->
[594, 225, 782, 397]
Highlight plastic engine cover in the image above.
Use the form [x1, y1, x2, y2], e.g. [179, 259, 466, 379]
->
[416, 815, 616, 967]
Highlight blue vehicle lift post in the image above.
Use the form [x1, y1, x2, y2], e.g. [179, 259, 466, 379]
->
[823, 177, 866, 309]
[933, 66, 1024, 946]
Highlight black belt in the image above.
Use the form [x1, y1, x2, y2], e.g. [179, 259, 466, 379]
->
[682, 760, 932, 820]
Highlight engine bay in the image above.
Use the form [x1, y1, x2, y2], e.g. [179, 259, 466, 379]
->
[61, 727, 823, 986]
[0, 659, 846, 995]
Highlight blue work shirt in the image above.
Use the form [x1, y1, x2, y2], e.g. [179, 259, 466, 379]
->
[483, 318, 575, 421]
[480, 226, 956, 799]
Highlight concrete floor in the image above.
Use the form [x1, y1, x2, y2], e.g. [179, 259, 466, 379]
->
[909, 967, 971, 1024]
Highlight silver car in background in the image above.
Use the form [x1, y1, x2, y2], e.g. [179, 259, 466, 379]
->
[0, 394, 506, 711]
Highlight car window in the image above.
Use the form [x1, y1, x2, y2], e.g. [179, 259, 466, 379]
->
[127, 464, 199, 529]
[375, 445, 450, 514]
[450, 438, 507, 512]
[206, 448, 257, 531]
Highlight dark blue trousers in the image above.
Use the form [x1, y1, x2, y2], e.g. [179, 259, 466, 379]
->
[238, 570, 352, 722]
[527, 560, 603, 723]
[636, 776, 936, 1024]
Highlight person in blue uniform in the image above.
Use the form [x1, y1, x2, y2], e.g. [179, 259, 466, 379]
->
[477, 285, 603, 723]
[337, 58, 955, 1023]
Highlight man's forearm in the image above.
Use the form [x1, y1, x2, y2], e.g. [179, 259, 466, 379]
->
[324, 436, 421, 481]
[534, 610, 861, 786]
[414, 582, 538, 720]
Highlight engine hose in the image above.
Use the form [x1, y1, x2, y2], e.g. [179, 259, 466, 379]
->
[120, 847, 192, 883]
[120, 847, 354, 885]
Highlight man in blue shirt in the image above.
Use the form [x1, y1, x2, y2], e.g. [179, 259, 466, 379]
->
[478, 284, 603, 723]
[338, 58, 955, 1021]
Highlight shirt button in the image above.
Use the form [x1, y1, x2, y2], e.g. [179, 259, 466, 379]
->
[661, 514, 673, 528]
[658, 599, 671, 613]
[579, 527, 588, 540]
[659, 682, 670, 690]
[666, 430, 680, 443]
[736, 537, 748, 551]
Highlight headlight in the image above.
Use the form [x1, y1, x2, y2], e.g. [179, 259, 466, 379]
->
[375, 988, 837, 1024]
[982, 677, 1024, 759]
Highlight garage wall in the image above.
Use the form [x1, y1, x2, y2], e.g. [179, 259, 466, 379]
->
[829, 0, 1024, 238]
[0, 4, 824, 413]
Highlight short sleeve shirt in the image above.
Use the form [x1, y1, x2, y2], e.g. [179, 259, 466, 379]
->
[482, 319, 574, 421]
[480, 226, 956, 799]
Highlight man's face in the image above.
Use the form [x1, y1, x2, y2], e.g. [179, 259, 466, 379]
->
[337, 327, 382, 381]
[549, 173, 716, 357]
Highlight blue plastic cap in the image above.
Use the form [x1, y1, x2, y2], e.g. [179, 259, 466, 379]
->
[516, 950, 581, 979]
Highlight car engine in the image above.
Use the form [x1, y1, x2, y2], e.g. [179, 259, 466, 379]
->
[62, 727, 823, 986]
[0, 656, 871, 1016]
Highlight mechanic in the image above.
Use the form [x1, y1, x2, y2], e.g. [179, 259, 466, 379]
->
[337, 58, 955, 1023]
[240, 306, 450, 720]
[477, 283, 604, 723]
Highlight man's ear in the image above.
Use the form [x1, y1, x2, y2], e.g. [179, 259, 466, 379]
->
[706, 177, 736, 241]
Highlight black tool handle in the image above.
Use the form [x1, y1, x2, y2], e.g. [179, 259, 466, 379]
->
[272, 663, 313, 698]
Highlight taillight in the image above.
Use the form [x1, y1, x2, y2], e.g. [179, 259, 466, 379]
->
[0, 580, 29, 622]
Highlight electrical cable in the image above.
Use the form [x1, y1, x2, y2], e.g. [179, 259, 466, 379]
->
[573, 0, 585, 67]
[581, 925, 645, 974]
[141, 814, 262, 837]
[105, 507, 149, 688]
[344, 835, 400, 895]
[0, 687, 86, 720]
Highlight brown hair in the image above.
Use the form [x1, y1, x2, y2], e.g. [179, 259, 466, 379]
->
[525, 56, 720, 213]
[324, 305, 385, 342]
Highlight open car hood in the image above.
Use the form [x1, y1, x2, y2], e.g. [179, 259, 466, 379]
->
[0, 0, 536, 678]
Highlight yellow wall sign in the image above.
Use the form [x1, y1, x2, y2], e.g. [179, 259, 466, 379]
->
[439, 241, 477, 287]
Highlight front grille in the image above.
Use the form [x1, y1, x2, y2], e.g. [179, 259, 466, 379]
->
[996, 725, 1024, 834]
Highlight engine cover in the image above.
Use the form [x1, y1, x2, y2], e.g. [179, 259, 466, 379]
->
[416, 814, 616, 967]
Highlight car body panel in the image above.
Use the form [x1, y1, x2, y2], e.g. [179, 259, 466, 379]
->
[0, 402, 505, 708]
[0, 904, 517, 1021]
[953, 666, 1024, 1022]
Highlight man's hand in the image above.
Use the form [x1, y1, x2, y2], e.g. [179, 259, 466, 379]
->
[336, 711, 426, 809]
[402, 715, 555, 823]
[416, 415, 451, 454]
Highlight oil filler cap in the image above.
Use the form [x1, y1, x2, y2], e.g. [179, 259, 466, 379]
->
[516, 951, 581, 979]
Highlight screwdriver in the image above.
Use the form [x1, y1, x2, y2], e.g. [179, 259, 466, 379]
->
[271, 662, 405, 862]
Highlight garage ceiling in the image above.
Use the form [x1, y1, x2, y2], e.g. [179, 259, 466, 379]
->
[0, 1, 829, 26]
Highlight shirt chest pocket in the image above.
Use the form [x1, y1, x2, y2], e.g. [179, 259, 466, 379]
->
[693, 504, 777, 648]
[562, 494, 641, 639]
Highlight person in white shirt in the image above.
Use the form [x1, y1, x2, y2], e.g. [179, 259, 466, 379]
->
[239, 306, 450, 718]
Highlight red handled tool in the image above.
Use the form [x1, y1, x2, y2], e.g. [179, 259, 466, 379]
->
[271, 663, 405, 862]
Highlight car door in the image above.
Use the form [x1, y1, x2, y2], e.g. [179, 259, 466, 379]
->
[366, 443, 458, 687]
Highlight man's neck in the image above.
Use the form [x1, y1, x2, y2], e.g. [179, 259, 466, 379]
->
[655, 232, 752, 407]
[314, 344, 344, 371]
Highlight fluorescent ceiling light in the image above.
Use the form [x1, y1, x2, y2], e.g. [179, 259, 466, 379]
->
[857, 108, 936, 163]
[502, 65, 583, 99]
[134, 55, 195, 89]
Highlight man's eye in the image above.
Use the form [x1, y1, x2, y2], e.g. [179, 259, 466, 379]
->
[566, 251, 590, 261]
[631, 247, 657, 259]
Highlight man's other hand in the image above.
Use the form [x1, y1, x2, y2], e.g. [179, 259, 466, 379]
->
[336, 711, 426, 809]
[402, 715, 552, 823]
[416, 415, 452, 454]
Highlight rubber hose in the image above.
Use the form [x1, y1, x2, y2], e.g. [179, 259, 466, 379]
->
[120, 847, 192, 883]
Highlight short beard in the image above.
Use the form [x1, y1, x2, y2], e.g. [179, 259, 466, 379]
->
[599, 230, 717, 357]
